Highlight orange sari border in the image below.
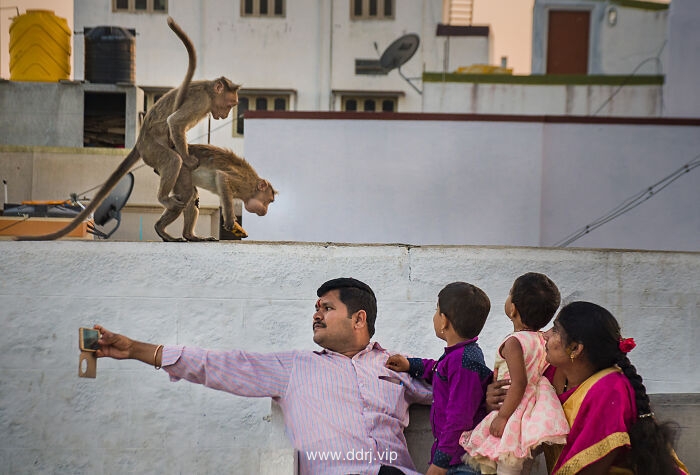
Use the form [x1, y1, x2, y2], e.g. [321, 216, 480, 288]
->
[561, 367, 619, 425]
[554, 432, 631, 475]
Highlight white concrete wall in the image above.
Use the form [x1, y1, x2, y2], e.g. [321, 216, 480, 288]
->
[664, 0, 700, 118]
[422, 80, 663, 116]
[0, 82, 84, 147]
[531, 0, 668, 75]
[0, 241, 697, 473]
[242, 115, 700, 252]
[597, 5, 668, 75]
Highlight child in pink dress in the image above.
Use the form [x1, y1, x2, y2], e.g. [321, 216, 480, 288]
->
[460, 273, 569, 475]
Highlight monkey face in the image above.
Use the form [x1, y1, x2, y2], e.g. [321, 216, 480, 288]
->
[211, 91, 239, 120]
[244, 192, 273, 216]
[244, 181, 276, 216]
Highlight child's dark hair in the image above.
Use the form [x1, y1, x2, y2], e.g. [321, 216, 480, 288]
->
[438, 282, 490, 339]
[510, 272, 560, 330]
[317, 277, 377, 337]
[557, 301, 680, 475]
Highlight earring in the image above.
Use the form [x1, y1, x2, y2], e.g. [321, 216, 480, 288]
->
[570, 354, 575, 363]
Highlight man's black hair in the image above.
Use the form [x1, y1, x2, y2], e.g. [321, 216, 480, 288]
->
[317, 278, 377, 337]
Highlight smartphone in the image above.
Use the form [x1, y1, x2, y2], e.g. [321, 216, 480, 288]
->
[79, 327, 100, 352]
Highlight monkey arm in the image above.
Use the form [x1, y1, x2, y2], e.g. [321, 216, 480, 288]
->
[215, 170, 238, 229]
[214, 170, 248, 238]
[166, 109, 200, 169]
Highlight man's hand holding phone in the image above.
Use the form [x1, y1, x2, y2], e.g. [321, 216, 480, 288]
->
[91, 325, 133, 360]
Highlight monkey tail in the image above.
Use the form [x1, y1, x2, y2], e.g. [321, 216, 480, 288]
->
[167, 16, 196, 112]
[14, 149, 141, 241]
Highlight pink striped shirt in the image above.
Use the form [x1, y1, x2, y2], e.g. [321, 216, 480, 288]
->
[162, 342, 432, 475]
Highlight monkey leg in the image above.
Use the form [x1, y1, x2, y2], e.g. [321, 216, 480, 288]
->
[145, 143, 188, 212]
[182, 189, 217, 242]
[154, 206, 187, 242]
[153, 170, 194, 242]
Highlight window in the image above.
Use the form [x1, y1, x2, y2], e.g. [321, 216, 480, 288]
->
[142, 88, 170, 113]
[441, 0, 473, 26]
[340, 95, 398, 112]
[241, 0, 285, 17]
[233, 90, 294, 136]
[113, 0, 167, 13]
[351, 0, 394, 20]
[84, 92, 126, 148]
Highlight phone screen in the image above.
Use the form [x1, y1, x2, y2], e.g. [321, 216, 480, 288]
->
[80, 328, 100, 351]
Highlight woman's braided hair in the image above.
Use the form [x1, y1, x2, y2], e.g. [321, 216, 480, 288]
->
[557, 301, 679, 475]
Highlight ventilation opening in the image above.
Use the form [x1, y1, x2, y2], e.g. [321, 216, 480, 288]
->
[84, 92, 126, 148]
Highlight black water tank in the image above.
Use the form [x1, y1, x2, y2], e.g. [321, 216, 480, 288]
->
[84, 26, 135, 84]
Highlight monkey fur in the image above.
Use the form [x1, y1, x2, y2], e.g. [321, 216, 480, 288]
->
[154, 144, 277, 242]
[15, 17, 240, 241]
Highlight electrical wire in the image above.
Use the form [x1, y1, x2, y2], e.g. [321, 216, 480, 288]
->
[592, 40, 666, 116]
[0, 215, 30, 233]
[190, 116, 235, 143]
[552, 153, 700, 247]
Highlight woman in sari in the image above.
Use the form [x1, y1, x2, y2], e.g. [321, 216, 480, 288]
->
[542, 301, 688, 475]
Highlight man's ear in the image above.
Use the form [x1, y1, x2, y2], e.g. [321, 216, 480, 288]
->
[353, 310, 367, 329]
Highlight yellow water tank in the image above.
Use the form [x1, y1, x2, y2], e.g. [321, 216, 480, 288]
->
[9, 9, 71, 82]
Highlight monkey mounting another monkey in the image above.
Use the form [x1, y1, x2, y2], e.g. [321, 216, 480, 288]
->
[15, 17, 240, 241]
[154, 144, 277, 242]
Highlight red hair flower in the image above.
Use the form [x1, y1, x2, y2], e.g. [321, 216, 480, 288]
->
[619, 337, 636, 353]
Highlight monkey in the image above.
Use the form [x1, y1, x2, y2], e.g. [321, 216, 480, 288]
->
[153, 144, 277, 242]
[15, 17, 240, 241]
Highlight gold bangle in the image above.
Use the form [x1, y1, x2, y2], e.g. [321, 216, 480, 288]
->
[154, 344, 164, 370]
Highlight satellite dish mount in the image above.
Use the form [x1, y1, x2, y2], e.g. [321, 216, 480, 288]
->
[86, 172, 134, 239]
[379, 33, 422, 95]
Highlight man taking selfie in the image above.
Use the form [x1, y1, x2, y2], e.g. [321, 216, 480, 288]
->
[94, 277, 432, 475]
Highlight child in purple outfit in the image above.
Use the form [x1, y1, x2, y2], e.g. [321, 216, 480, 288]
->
[386, 282, 492, 475]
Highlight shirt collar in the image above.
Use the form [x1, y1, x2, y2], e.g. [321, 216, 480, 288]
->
[314, 340, 381, 357]
[444, 336, 478, 353]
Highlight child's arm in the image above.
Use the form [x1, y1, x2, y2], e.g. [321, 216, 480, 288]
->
[386, 355, 434, 405]
[385, 354, 410, 372]
[386, 355, 438, 384]
[490, 336, 527, 437]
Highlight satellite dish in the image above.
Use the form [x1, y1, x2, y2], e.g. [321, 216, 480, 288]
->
[378, 34, 422, 94]
[380, 33, 420, 70]
[87, 172, 134, 239]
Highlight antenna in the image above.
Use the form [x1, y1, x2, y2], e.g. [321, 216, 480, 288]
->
[379, 33, 422, 94]
[87, 172, 134, 239]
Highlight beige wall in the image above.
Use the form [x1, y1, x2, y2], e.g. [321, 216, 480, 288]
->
[0, 145, 223, 241]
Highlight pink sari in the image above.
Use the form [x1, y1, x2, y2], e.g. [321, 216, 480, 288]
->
[552, 368, 633, 474]
[551, 367, 689, 475]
